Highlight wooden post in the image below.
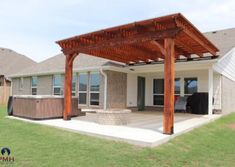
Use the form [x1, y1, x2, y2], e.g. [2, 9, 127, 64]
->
[163, 38, 175, 135]
[63, 55, 74, 120]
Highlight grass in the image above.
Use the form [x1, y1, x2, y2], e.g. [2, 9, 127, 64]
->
[0, 105, 235, 167]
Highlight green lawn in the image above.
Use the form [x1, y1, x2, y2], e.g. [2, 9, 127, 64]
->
[0, 106, 235, 167]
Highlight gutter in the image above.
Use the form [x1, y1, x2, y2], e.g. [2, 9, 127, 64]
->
[100, 68, 107, 110]
[8, 65, 129, 78]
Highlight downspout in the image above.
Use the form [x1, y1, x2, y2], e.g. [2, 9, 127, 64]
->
[100, 68, 107, 110]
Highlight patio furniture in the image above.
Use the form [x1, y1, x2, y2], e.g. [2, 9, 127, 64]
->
[187, 93, 208, 114]
[175, 96, 187, 112]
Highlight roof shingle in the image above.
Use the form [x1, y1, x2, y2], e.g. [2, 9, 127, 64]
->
[0, 47, 36, 76]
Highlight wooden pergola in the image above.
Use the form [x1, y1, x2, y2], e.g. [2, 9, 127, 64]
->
[56, 13, 219, 135]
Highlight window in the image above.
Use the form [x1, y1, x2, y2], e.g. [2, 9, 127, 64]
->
[153, 79, 164, 105]
[175, 78, 180, 95]
[184, 78, 198, 95]
[78, 72, 100, 106]
[78, 73, 88, 105]
[31, 76, 37, 95]
[153, 78, 181, 105]
[53, 74, 62, 95]
[89, 73, 100, 106]
[72, 74, 77, 96]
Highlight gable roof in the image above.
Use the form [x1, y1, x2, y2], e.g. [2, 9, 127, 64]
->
[9, 53, 124, 77]
[204, 28, 235, 57]
[9, 27, 235, 78]
[0, 47, 36, 76]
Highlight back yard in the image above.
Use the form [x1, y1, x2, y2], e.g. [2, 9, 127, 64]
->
[0, 105, 235, 167]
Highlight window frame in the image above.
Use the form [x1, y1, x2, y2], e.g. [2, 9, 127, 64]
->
[89, 72, 100, 106]
[72, 74, 77, 97]
[53, 74, 62, 96]
[153, 78, 181, 106]
[78, 73, 89, 106]
[31, 76, 38, 95]
[153, 79, 164, 106]
[184, 77, 198, 96]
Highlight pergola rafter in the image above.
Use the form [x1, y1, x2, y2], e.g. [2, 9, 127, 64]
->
[56, 13, 219, 135]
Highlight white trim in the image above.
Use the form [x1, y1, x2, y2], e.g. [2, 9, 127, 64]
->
[180, 77, 184, 97]
[127, 59, 217, 74]
[9, 65, 128, 78]
[9, 59, 218, 78]
[208, 68, 213, 115]
[100, 68, 107, 110]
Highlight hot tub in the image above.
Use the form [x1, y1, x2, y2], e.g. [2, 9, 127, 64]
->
[12, 95, 84, 120]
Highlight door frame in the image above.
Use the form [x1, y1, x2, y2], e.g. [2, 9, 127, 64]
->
[137, 76, 145, 111]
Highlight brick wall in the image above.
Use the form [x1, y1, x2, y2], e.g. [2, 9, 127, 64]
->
[106, 70, 127, 109]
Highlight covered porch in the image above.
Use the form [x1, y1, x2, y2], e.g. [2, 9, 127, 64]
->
[56, 13, 219, 135]
[126, 60, 222, 113]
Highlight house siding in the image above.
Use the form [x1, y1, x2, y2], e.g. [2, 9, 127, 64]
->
[12, 72, 105, 109]
[221, 76, 235, 114]
[12, 77, 31, 95]
[106, 70, 127, 109]
[38, 75, 53, 95]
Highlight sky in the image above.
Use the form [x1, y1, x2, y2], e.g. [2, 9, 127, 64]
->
[0, 0, 235, 62]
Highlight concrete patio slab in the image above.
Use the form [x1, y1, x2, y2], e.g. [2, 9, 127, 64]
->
[7, 113, 222, 147]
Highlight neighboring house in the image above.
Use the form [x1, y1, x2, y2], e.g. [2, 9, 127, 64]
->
[0, 48, 36, 105]
[9, 28, 235, 114]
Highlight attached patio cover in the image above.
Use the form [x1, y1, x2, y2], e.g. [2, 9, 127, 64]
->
[56, 13, 219, 135]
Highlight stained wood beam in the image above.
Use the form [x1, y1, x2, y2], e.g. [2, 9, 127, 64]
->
[175, 19, 217, 56]
[62, 28, 181, 55]
[86, 47, 152, 64]
[174, 45, 191, 58]
[175, 38, 203, 57]
[163, 38, 175, 135]
[86, 50, 130, 64]
[105, 46, 149, 62]
[150, 40, 166, 55]
[131, 44, 164, 60]
[122, 45, 163, 61]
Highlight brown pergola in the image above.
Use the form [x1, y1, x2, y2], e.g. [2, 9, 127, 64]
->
[56, 13, 219, 134]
